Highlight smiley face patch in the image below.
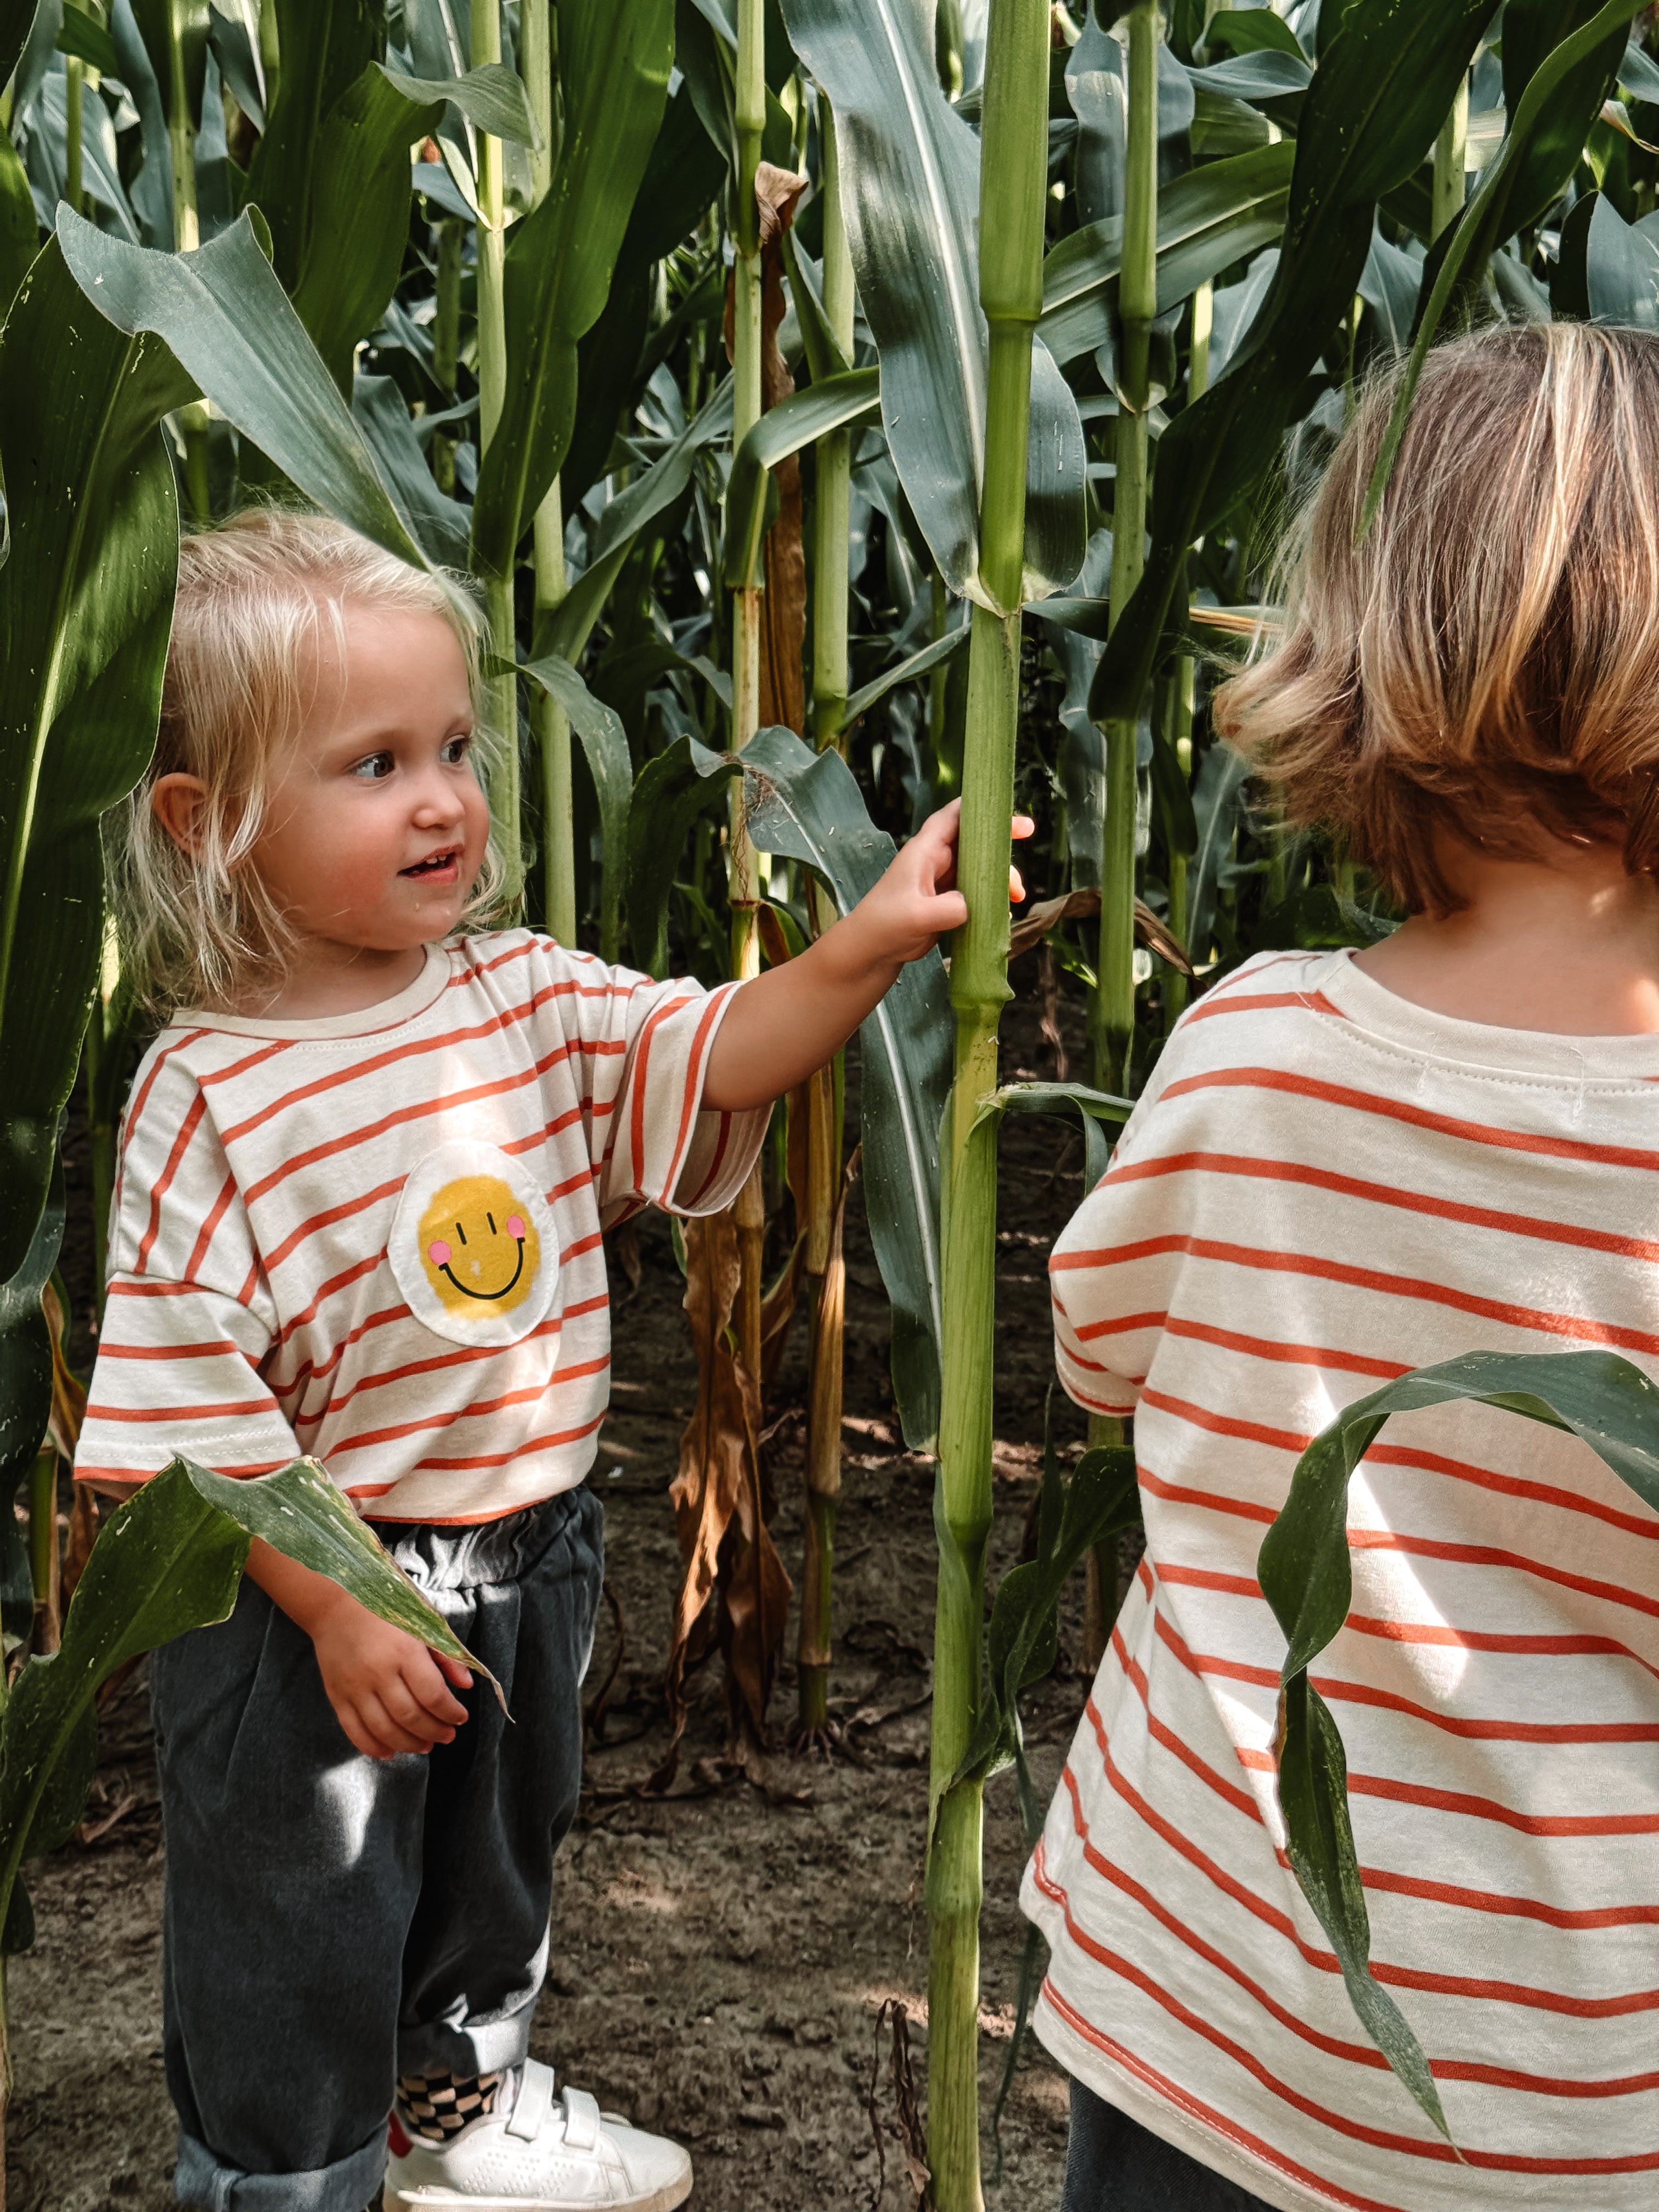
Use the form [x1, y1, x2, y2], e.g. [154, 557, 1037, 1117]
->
[390, 1141, 558, 1347]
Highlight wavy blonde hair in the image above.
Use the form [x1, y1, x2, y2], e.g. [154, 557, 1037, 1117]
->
[1216, 322, 1659, 913]
[112, 507, 503, 1014]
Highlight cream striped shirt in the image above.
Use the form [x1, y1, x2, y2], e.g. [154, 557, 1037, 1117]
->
[1025, 947, 1659, 2210]
[76, 931, 766, 1523]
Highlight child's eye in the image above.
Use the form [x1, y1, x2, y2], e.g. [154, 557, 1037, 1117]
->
[351, 752, 396, 781]
[441, 734, 473, 766]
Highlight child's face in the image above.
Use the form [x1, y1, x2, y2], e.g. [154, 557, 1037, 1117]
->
[249, 604, 489, 961]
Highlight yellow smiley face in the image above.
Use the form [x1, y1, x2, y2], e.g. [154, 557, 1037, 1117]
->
[417, 1173, 541, 1318]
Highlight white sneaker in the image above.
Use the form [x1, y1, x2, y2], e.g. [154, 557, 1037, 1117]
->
[382, 2060, 693, 2211]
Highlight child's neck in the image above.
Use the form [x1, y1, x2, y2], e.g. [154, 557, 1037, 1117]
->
[223, 938, 433, 1024]
[1355, 836, 1659, 1037]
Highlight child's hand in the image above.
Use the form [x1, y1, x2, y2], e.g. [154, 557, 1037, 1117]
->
[702, 802, 1034, 1112]
[848, 798, 1032, 967]
[309, 1590, 473, 1759]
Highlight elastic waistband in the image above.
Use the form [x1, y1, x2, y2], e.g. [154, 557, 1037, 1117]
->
[366, 1487, 592, 1594]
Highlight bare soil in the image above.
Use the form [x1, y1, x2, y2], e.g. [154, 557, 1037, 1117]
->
[8, 979, 1099, 2212]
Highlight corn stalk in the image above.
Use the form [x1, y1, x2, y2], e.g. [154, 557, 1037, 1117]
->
[729, 0, 767, 1381]
[473, 0, 520, 901]
[165, 0, 211, 521]
[521, 0, 575, 942]
[927, 0, 1049, 2200]
[797, 92, 856, 1739]
[1432, 67, 1469, 241]
[1090, 0, 1159, 1098]
[1162, 279, 1210, 1038]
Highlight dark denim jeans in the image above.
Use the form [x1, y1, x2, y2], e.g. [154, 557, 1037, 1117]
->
[151, 1488, 603, 2212]
[1061, 2079, 1275, 2211]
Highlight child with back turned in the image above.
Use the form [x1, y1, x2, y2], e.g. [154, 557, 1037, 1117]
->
[73, 510, 1026, 2212]
[1029, 323, 1659, 2212]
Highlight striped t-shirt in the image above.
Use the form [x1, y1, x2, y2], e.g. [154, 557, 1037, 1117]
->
[1024, 947, 1659, 2211]
[76, 930, 766, 1523]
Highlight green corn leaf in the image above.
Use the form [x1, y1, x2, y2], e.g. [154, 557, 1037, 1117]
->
[1500, 0, 1634, 240]
[470, 0, 675, 586]
[966, 1079, 1131, 1191]
[0, 1454, 493, 1958]
[623, 735, 741, 980]
[0, 1176, 61, 1645]
[379, 59, 540, 146]
[1258, 1347, 1659, 2140]
[1091, 0, 1500, 726]
[1182, 50, 1311, 99]
[951, 1438, 1138, 1796]
[55, 7, 121, 76]
[352, 374, 472, 568]
[723, 367, 881, 590]
[537, 377, 733, 664]
[518, 654, 633, 961]
[57, 207, 429, 569]
[285, 64, 447, 393]
[1361, 0, 1647, 537]
[0, 126, 39, 326]
[734, 725, 952, 1450]
[243, 0, 383, 294]
[838, 620, 970, 734]
[0, 233, 184, 1283]
[778, 0, 1086, 609]
[1203, 8, 1308, 60]
[1584, 190, 1659, 322]
[1039, 141, 1294, 368]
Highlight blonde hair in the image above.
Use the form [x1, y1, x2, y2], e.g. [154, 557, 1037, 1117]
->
[1216, 323, 1659, 913]
[113, 507, 503, 1013]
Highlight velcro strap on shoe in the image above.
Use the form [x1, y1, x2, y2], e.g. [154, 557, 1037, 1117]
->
[505, 2059, 557, 2142]
[560, 2087, 602, 2153]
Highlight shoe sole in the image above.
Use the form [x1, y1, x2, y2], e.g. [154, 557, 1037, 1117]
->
[383, 2173, 693, 2212]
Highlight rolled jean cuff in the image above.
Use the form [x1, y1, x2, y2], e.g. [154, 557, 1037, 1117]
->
[395, 2008, 536, 2083]
[174, 2122, 387, 2212]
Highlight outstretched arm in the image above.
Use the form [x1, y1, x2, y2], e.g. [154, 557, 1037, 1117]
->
[702, 800, 1030, 1113]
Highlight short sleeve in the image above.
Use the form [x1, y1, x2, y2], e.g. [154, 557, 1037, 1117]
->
[75, 1049, 301, 1496]
[537, 943, 769, 1223]
[1049, 1036, 1192, 1419]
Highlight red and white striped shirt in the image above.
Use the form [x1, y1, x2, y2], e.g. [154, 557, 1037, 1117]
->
[76, 931, 766, 1524]
[1025, 947, 1659, 2210]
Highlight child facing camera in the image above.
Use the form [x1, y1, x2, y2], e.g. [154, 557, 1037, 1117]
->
[1029, 324, 1659, 2212]
[75, 509, 1027, 2212]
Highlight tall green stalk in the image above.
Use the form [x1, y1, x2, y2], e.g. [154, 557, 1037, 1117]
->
[1163, 278, 1210, 1035]
[728, 0, 768, 1379]
[521, 0, 575, 941]
[1432, 68, 1469, 241]
[1090, 0, 1159, 1097]
[430, 218, 463, 496]
[164, 0, 211, 522]
[798, 91, 856, 1738]
[472, 0, 519, 902]
[809, 103, 853, 752]
[64, 50, 84, 218]
[927, 0, 1048, 2200]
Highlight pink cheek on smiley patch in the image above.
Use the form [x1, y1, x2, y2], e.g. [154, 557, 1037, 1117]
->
[507, 1214, 526, 1240]
[428, 1239, 452, 1267]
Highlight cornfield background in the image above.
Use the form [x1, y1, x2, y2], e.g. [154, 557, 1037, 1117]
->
[5, 0, 1659, 2207]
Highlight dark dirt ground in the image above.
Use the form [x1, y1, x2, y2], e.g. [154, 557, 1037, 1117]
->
[9, 973, 1104, 2212]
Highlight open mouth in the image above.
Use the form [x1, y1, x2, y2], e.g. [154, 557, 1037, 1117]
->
[401, 847, 461, 881]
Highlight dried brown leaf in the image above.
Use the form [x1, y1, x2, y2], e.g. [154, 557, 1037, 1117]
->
[652, 1214, 792, 1790]
[1008, 887, 1193, 974]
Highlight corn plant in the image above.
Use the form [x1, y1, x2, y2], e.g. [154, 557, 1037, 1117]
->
[9, 0, 1659, 2198]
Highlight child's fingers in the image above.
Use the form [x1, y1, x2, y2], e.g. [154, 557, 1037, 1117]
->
[1009, 865, 1026, 904]
[335, 1699, 402, 1763]
[929, 889, 969, 934]
[359, 1691, 444, 1757]
[1012, 813, 1035, 842]
[434, 1651, 475, 1694]
[407, 1649, 471, 1726]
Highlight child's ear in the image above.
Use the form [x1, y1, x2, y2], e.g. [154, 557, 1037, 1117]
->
[151, 772, 211, 856]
